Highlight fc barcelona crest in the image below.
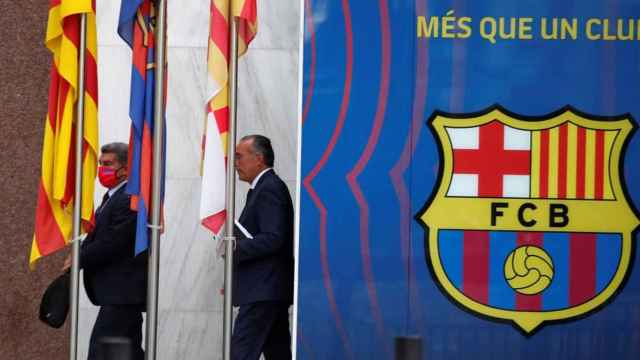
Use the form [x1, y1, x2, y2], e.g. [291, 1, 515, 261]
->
[416, 105, 639, 335]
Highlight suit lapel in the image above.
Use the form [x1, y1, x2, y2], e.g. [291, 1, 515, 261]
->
[239, 170, 273, 222]
[95, 184, 126, 224]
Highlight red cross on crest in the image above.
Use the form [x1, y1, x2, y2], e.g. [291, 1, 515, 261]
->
[452, 121, 531, 197]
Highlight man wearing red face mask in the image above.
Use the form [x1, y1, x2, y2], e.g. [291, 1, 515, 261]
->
[64, 142, 147, 360]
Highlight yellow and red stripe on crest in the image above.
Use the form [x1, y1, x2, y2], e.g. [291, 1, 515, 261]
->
[530, 123, 615, 200]
[31, 0, 99, 266]
[200, 0, 257, 233]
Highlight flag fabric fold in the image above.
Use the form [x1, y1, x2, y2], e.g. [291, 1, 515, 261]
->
[200, 0, 258, 234]
[118, 0, 167, 254]
[30, 0, 99, 266]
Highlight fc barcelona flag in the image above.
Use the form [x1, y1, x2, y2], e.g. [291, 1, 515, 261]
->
[418, 106, 639, 334]
[118, 0, 166, 254]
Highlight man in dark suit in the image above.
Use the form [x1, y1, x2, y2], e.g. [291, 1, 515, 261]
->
[231, 134, 294, 360]
[64, 142, 147, 360]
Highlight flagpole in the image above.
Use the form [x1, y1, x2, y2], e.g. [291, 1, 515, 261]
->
[146, 0, 167, 359]
[222, 14, 240, 360]
[69, 12, 88, 360]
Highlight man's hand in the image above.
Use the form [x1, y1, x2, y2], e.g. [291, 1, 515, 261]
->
[216, 237, 226, 258]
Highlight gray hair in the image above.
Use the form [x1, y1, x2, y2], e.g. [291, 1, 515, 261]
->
[100, 142, 128, 166]
[240, 134, 274, 167]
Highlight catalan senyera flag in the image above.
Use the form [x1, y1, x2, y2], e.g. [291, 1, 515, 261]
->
[200, 0, 257, 234]
[530, 123, 615, 200]
[118, 0, 167, 254]
[30, 0, 99, 266]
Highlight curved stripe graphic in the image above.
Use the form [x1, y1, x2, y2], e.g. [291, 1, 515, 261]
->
[389, 0, 430, 334]
[449, 0, 467, 112]
[302, 0, 354, 358]
[297, 328, 316, 360]
[601, 0, 617, 114]
[302, 0, 317, 125]
[345, 0, 391, 357]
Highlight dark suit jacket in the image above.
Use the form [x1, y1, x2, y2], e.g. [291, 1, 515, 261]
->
[233, 169, 294, 306]
[81, 183, 147, 306]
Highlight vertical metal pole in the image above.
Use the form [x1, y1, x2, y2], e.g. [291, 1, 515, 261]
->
[222, 15, 240, 360]
[69, 12, 88, 360]
[146, 0, 166, 359]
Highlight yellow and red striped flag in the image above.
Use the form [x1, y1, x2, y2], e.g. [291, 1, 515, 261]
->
[531, 124, 615, 200]
[200, 0, 257, 233]
[30, 0, 99, 266]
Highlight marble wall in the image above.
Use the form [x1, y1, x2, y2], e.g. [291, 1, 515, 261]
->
[76, 1, 301, 359]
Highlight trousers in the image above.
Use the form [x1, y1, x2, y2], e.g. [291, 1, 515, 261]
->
[87, 305, 144, 360]
[231, 301, 292, 360]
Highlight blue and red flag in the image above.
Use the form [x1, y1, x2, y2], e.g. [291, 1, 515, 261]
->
[118, 0, 166, 254]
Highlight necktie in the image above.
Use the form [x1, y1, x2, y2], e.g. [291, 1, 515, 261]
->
[240, 189, 253, 220]
[96, 192, 110, 214]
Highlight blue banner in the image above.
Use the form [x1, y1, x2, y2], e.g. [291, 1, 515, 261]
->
[298, 0, 640, 359]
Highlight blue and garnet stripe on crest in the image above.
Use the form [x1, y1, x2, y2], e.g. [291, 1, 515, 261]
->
[438, 230, 621, 311]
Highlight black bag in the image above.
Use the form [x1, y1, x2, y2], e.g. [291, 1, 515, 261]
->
[39, 271, 70, 328]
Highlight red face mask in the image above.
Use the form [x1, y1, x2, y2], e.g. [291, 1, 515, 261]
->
[98, 166, 121, 188]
